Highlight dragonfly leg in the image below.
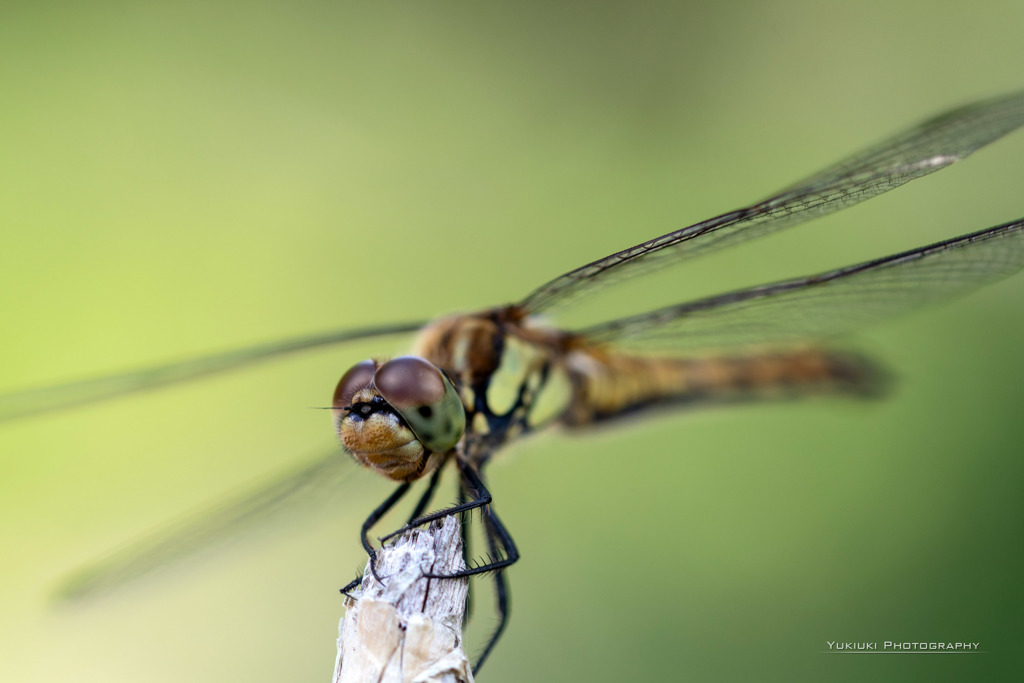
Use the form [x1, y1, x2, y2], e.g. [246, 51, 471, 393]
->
[470, 508, 514, 674]
[339, 482, 411, 594]
[339, 572, 362, 599]
[406, 465, 445, 525]
[457, 479, 474, 626]
[378, 461, 493, 544]
[422, 464, 520, 579]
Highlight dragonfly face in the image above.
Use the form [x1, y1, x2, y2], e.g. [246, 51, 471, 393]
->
[4, 90, 1024, 677]
[332, 356, 464, 482]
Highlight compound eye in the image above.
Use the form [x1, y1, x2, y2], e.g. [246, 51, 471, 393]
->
[333, 360, 378, 409]
[374, 356, 446, 408]
[374, 356, 466, 452]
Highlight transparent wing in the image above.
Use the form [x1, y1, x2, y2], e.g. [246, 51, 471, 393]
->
[579, 218, 1024, 353]
[0, 321, 424, 423]
[58, 450, 354, 601]
[520, 91, 1024, 313]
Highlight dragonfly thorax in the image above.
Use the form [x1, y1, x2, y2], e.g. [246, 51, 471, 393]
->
[410, 309, 577, 462]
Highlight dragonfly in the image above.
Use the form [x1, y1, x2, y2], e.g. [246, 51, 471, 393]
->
[3, 91, 1024, 675]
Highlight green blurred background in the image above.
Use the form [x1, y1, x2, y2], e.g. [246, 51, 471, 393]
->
[2, 2, 1023, 681]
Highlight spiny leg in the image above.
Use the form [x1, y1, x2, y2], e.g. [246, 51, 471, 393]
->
[339, 482, 410, 595]
[472, 507, 515, 674]
[454, 479, 481, 626]
[378, 461, 493, 544]
[406, 465, 444, 525]
[422, 463, 519, 580]
[458, 479, 473, 626]
[401, 464, 520, 671]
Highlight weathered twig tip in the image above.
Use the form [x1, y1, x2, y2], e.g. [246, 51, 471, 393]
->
[333, 515, 473, 683]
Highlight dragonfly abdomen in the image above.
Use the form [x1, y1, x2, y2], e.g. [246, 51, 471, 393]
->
[562, 347, 885, 425]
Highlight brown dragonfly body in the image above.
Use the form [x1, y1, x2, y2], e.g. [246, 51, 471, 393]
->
[411, 306, 876, 472]
[5, 91, 1024, 675]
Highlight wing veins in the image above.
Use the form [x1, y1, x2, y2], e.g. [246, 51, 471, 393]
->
[0, 320, 425, 423]
[520, 91, 1024, 313]
[581, 218, 1024, 352]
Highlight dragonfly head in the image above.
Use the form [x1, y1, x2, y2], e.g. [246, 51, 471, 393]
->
[332, 356, 466, 481]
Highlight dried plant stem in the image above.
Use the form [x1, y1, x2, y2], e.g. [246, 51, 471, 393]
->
[333, 515, 473, 683]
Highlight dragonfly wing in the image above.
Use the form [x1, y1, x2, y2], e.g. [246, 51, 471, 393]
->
[58, 450, 354, 601]
[0, 321, 425, 423]
[579, 218, 1024, 353]
[520, 91, 1024, 313]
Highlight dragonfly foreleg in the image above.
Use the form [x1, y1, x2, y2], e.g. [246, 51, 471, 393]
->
[377, 462, 493, 544]
[340, 473, 441, 596]
[338, 571, 362, 599]
[340, 482, 411, 592]
[406, 465, 445, 525]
